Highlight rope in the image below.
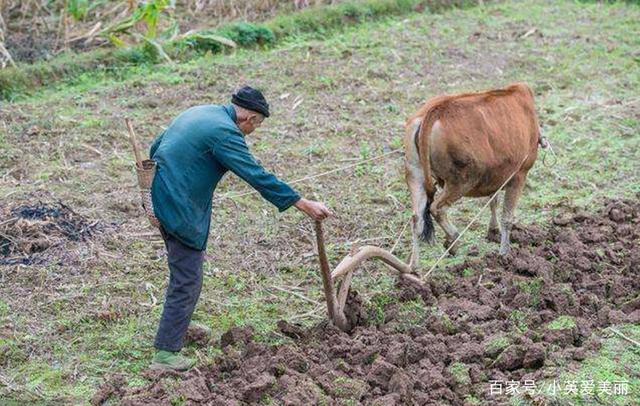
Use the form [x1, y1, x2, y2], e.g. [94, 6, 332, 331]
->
[210, 141, 532, 281]
[213, 148, 403, 202]
[390, 217, 411, 254]
[422, 153, 530, 281]
[540, 135, 558, 167]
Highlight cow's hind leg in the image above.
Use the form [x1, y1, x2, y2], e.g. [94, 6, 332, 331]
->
[405, 160, 432, 270]
[487, 195, 501, 243]
[431, 183, 464, 255]
[500, 173, 526, 256]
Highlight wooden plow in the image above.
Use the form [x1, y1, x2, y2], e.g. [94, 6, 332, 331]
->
[314, 221, 426, 332]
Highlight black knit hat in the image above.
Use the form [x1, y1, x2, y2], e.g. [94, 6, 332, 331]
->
[231, 86, 270, 117]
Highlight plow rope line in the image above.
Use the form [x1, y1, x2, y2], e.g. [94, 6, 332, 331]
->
[210, 142, 533, 282]
[213, 149, 403, 202]
[390, 217, 411, 254]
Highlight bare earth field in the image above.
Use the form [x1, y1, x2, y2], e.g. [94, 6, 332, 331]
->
[0, 0, 638, 404]
[101, 199, 640, 405]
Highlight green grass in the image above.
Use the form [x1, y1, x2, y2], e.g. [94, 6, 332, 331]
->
[0, 0, 639, 403]
[541, 324, 640, 405]
[465, 395, 482, 405]
[486, 336, 511, 356]
[548, 316, 577, 331]
[448, 362, 471, 385]
[518, 278, 543, 306]
[509, 310, 529, 333]
[462, 267, 474, 277]
[393, 299, 430, 331]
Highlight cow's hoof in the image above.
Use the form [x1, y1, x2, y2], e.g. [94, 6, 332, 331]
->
[444, 239, 459, 256]
[486, 228, 501, 243]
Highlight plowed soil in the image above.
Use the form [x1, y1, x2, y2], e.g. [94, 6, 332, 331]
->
[96, 199, 639, 405]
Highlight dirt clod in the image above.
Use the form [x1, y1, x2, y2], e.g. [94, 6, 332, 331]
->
[219, 326, 254, 348]
[243, 372, 276, 402]
[523, 343, 546, 369]
[184, 324, 212, 347]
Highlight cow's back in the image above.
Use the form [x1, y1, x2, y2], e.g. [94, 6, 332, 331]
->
[423, 83, 539, 197]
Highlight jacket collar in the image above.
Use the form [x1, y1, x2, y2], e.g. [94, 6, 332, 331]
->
[223, 104, 238, 124]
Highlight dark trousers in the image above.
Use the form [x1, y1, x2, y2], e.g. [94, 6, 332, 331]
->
[154, 229, 205, 352]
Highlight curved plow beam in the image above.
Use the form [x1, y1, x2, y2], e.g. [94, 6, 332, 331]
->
[332, 246, 411, 278]
[332, 246, 426, 322]
[332, 245, 424, 287]
[315, 223, 427, 332]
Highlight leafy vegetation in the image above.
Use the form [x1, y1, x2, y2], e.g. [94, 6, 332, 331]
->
[448, 362, 471, 385]
[67, 0, 91, 21]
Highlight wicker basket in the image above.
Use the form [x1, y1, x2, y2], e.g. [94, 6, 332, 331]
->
[136, 159, 160, 228]
[126, 118, 162, 229]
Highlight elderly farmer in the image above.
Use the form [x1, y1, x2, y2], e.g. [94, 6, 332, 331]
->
[148, 86, 332, 371]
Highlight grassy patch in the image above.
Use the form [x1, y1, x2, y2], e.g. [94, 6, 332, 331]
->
[465, 395, 482, 405]
[393, 299, 430, 331]
[448, 362, 471, 386]
[547, 316, 577, 331]
[486, 335, 511, 358]
[368, 293, 395, 325]
[0, 0, 480, 100]
[0, 300, 8, 318]
[509, 310, 529, 333]
[462, 267, 474, 278]
[518, 279, 543, 306]
[540, 324, 640, 405]
[0, 47, 151, 102]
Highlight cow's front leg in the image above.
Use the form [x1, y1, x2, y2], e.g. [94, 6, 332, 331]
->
[500, 173, 525, 256]
[431, 184, 463, 256]
[486, 195, 501, 243]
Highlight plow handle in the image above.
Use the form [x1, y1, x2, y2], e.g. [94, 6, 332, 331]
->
[315, 220, 349, 331]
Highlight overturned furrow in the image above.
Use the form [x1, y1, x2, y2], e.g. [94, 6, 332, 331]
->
[99, 199, 639, 406]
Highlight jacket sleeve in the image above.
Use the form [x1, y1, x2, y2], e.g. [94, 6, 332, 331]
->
[149, 131, 165, 158]
[213, 134, 301, 212]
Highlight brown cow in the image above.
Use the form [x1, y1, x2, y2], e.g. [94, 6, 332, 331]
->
[404, 83, 541, 268]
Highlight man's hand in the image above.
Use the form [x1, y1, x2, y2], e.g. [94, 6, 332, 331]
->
[294, 198, 333, 221]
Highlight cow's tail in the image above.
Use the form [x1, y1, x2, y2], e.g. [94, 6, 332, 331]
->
[407, 102, 441, 243]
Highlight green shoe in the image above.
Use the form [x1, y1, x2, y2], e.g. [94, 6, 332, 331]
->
[150, 350, 196, 371]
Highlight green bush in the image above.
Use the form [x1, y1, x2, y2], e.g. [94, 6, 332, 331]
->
[218, 23, 275, 47]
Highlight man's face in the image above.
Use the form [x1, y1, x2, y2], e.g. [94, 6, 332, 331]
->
[238, 113, 265, 135]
